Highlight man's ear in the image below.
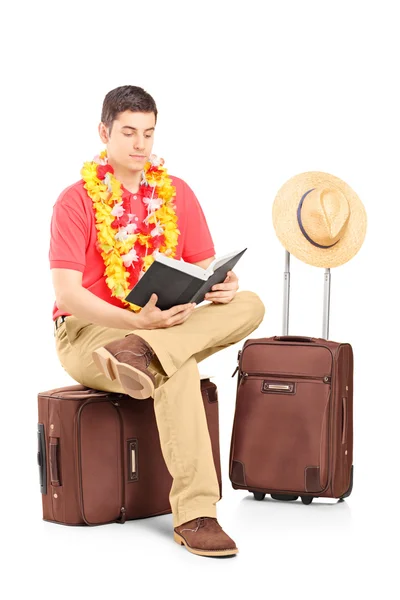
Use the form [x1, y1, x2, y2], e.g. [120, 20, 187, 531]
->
[98, 122, 109, 144]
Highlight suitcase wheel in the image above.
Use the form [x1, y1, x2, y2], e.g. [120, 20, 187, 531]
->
[300, 496, 313, 505]
[271, 494, 299, 502]
[250, 491, 266, 501]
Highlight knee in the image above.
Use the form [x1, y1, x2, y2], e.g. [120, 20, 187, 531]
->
[238, 291, 266, 322]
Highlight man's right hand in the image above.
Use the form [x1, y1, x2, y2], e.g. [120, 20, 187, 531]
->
[135, 294, 196, 330]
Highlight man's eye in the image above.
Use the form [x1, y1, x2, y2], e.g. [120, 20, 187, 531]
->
[123, 133, 152, 138]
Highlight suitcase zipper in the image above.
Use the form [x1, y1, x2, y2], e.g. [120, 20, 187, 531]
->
[230, 348, 331, 383]
[111, 397, 127, 524]
[237, 371, 331, 383]
[231, 350, 242, 378]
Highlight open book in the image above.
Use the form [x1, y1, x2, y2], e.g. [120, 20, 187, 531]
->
[125, 248, 247, 310]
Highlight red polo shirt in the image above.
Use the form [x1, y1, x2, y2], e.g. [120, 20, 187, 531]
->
[49, 175, 215, 320]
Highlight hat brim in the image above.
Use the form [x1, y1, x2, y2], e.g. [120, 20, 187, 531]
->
[272, 171, 367, 268]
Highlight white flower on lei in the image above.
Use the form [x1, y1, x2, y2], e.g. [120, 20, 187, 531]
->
[143, 196, 163, 212]
[114, 222, 138, 242]
[120, 248, 139, 268]
[93, 154, 108, 165]
[140, 170, 148, 186]
[126, 223, 138, 234]
[111, 201, 124, 218]
[149, 154, 164, 167]
[150, 220, 165, 237]
[114, 229, 129, 242]
[104, 172, 113, 192]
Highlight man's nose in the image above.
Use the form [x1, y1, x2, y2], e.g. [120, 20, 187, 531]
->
[134, 135, 145, 149]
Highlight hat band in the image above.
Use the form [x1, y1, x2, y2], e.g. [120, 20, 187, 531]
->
[297, 189, 340, 249]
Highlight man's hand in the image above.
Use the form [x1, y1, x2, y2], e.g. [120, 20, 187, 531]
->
[135, 294, 196, 329]
[204, 271, 239, 304]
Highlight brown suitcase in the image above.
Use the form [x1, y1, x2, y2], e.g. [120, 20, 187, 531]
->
[229, 251, 354, 504]
[37, 378, 221, 525]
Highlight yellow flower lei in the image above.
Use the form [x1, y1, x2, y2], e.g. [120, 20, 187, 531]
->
[81, 149, 180, 312]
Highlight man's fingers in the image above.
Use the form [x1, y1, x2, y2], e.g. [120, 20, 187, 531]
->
[165, 302, 195, 318]
[147, 293, 158, 306]
[205, 291, 231, 299]
[165, 306, 194, 326]
[210, 283, 237, 292]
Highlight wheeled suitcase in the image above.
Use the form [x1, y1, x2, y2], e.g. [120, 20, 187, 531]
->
[38, 378, 222, 525]
[229, 250, 353, 504]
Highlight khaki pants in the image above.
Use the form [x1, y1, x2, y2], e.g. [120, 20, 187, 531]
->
[54, 291, 265, 527]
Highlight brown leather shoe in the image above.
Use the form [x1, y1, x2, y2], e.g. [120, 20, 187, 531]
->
[92, 334, 156, 399]
[173, 517, 238, 557]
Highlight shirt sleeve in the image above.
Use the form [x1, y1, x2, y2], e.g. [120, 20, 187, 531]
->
[49, 199, 87, 272]
[180, 180, 215, 263]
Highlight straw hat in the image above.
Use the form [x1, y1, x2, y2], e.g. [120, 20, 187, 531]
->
[272, 171, 367, 268]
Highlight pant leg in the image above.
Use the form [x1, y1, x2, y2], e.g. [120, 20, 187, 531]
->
[140, 291, 265, 526]
[54, 314, 169, 393]
[153, 356, 220, 527]
[55, 290, 265, 390]
[126, 290, 265, 526]
[54, 290, 266, 527]
[126, 290, 266, 377]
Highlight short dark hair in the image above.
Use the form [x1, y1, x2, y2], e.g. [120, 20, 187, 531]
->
[101, 85, 158, 133]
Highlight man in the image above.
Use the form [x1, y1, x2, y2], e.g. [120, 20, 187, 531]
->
[49, 85, 265, 557]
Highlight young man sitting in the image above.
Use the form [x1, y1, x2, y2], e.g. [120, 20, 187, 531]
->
[49, 85, 266, 557]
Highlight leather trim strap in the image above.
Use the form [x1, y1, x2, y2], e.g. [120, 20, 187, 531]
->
[305, 466, 321, 492]
[231, 460, 247, 486]
[49, 437, 60, 487]
[342, 397, 347, 444]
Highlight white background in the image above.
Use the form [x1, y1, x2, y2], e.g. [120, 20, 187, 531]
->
[2, 0, 399, 598]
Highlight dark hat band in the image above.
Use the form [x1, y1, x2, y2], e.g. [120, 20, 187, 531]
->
[297, 188, 340, 249]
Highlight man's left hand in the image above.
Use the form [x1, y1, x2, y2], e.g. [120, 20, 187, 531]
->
[204, 271, 239, 304]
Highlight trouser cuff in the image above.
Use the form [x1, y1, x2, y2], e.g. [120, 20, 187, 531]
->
[173, 506, 218, 528]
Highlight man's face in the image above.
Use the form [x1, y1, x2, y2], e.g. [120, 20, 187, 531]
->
[99, 110, 156, 172]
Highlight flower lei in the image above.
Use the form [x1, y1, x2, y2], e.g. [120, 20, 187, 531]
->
[81, 149, 180, 312]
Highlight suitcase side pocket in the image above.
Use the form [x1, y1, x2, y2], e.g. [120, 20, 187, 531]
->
[232, 373, 332, 493]
[77, 399, 125, 525]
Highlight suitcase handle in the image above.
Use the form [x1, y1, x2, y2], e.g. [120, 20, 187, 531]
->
[37, 423, 47, 494]
[273, 336, 315, 343]
[49, 437, 60, 487]
[283, 250, 331, 339]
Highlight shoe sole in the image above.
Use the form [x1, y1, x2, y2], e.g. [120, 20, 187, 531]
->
[92, 347, 155, 400]
[173, 531, 238, 557]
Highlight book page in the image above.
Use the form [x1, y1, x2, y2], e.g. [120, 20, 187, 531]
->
[205, 249, 247, 274]
[155, 253, 209, 280]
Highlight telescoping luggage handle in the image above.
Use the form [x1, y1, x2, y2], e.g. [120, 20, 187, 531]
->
[232, 250, 332, 377]
[281, 250, 331, 340]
